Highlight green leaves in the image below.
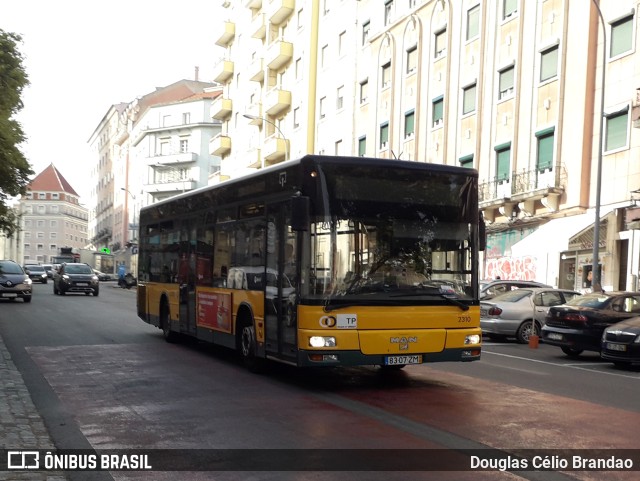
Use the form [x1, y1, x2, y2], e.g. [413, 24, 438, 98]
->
[0, 29, 33, 235]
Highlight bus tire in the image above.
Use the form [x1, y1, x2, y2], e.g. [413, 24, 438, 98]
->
[160, 299, 178, 343]
[238, 318, 265, 373]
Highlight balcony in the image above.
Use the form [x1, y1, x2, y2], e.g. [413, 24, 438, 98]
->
[210, 133, 232, 156]
[265, 88, 291, 116]
[148, 179, 197, 194]
[215, 21, 236, 47]
[266, 39, 293, 71]
[251, 13, 266, 39]
[245, 0, 262, 8]
[211, 97, 233, 120]
[151, 152, 198, 165]
[263, 135, 288, 164]
[213, 60, 234, 84]
[268, 0, 294, 25]
[250, 57, 264, 82]
[247, 149, 262, 169]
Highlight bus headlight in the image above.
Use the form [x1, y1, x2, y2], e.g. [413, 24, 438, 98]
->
[309, 336, 336, 348]
[465, 334, 481, 345]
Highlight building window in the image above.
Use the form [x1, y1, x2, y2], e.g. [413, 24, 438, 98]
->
[540, 45, 558, 82]
[362, 20, 370, 46]
[610, 16, 633, 58]
[162, 115, 171, 127]
[384, 0, 394, 26]
[380, 122, 389, 148]
[37, 220, 44, 227]
[338, 31, 346, 57]
[37, 244, 44, 251]
[50, 244, 57, 251]
[462, 83, 476, 115]
[335, 140, 342, 155]
[294, 107, 300, 128]
[319, 96, 326, 119]
[404, 110, 415, 138]
[295, 58, 302, 80]
[499, 66, 515, 99]
[50, 220, 57, 227]
[605, 108, 629, 152]
[434, 29, 447, 58]
[358, 136, 366, 157]
[360, 79, 368, 104]
[495, 143, 511, 182]
[459, 154, 474, 169]
[432, 97, 444, 127]
[297, 8, 304, 29]
[536, 128, 555, 171]
[179, 139, 189, 153]
[466, 5, 480, 41]
[381, 62, 391, 88]
[406, 45, 417, 74]
[336, 85, 344, 110]
[50, 232, 57, 239]
[38, 192, 46, 199]
[323, 0, 329, 15]
[52, 193, 59, 199]
[24, 243, 30, 250]
[160, 140, 170, 155]
[321, 45, 328, 68]
[182, 112, 190, 124]
[503, 0, 517, 20]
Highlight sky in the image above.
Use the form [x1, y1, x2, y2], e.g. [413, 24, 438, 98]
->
[2, 0, 221, 202]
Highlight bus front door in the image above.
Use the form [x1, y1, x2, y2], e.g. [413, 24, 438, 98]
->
[265, 203, 298, 361]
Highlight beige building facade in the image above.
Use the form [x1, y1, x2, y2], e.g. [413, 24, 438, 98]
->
[214, 0, 640, 290]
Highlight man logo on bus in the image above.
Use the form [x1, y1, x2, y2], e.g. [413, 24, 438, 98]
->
[319, 316, 337, 328]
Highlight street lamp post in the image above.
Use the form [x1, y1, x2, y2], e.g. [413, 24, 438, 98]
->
[590, 0, 606, 292]
[243, 114, 290, 164]
[120, 187, 137, 242]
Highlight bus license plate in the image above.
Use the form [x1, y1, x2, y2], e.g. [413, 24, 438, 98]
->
[606, 342, 627, 352]
[385, 355, 421, 365]
[547, 333, 563, 341]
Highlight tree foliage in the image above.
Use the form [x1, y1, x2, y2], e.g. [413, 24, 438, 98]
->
[0, 29, 33, 236]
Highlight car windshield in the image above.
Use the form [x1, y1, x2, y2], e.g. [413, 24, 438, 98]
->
[564, 293, 611, 308]
[28, 265, 45, 272]
[0, 261, 23, 275]
[65, 264, 93, 274]
[489, 289, 532, 303]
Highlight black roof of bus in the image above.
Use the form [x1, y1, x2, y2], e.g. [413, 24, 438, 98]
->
[141, 155, 478, 212]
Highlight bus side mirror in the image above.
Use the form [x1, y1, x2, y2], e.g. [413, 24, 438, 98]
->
[291, 196, 310, 231]
[479, 213, 486, 252]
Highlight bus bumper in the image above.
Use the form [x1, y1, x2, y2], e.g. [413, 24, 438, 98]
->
[296, 348, 481, 367]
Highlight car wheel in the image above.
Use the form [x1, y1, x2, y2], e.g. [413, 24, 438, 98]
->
[93, 290, 99, 297]
[23, 296, 32, 303]
[60, 289, 65, 296]
[238, 319, 265, 373]
[516, 321, 540, 344]
[43, 279, 47, 284]
[160, 300, 178, 343]
[561, 346, 583, 357]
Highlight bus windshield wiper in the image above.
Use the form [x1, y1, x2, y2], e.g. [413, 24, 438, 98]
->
[390, 288, 470, 311]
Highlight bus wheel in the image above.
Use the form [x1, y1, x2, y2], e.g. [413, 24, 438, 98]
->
[240, 323, 265, 373]
[160, 301, 178, 343]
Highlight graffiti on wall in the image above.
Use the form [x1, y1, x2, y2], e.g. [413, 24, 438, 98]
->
[485, 256, 537, 281]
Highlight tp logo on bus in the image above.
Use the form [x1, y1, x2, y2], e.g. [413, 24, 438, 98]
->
[7, 451, 40, 469]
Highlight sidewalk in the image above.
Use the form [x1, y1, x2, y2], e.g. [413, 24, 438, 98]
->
[0, 333, 68, 481]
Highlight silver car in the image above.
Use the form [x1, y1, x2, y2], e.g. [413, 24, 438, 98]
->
[481, 288, 581, 343]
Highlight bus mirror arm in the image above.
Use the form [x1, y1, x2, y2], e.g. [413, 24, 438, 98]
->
[479, 213, 486, 252]
[291, 196, 310, 231]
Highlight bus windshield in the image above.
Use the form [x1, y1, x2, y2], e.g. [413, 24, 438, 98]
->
[304, 163, 476, 304]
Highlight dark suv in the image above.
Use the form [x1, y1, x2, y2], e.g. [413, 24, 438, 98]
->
[53, 263, 99, 296]
[0, 260, 33, 303]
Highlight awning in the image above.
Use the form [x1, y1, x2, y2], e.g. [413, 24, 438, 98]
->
[510, 206, 617, 257]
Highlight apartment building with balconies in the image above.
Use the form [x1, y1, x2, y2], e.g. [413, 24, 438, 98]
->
[214, 0, 640, 291]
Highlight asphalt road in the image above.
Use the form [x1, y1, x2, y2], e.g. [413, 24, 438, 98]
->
[1, 282, 639, 481]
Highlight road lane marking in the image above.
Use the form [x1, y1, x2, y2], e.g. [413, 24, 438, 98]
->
[482, 350, 640, 380]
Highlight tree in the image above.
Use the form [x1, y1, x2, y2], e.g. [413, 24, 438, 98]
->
[0, 29, 33, 236]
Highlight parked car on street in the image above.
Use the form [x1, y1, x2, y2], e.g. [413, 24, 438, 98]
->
[93, 269, 113, 281]
[542, 291, 640, 357]
[600, 317, 640, 367]
[481, 288, 581, 343]
[479, 279, 551, 300]
[0, 260, 32, 303]
[24, 264, 48, 284]
[53, 263, 100, 296]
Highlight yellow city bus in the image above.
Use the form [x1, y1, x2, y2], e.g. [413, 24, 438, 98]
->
[136, 155, 483, 370]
